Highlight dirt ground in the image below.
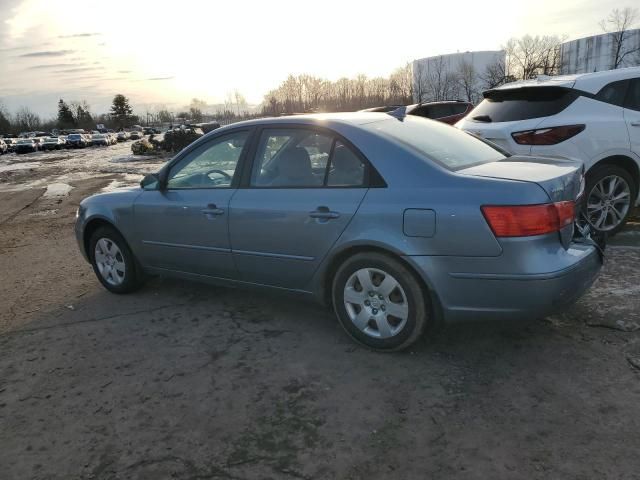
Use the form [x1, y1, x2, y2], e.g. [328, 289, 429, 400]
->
[1, 145, 640, 480]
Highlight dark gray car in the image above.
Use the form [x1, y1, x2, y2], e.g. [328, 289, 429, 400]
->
[75, 113, 602, 351]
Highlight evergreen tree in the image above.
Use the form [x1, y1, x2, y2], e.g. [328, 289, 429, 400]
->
[110, 94, 133, 127]
[57, 99, 75, 128]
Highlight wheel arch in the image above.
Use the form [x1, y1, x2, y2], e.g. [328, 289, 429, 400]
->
[318, 243, 444, 327]
[82, 216, 122, 260]
[590, 155, 640, 197]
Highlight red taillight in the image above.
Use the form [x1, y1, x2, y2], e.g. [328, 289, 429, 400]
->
[511, 125, 585, 145]
[481, 201, 575, 237]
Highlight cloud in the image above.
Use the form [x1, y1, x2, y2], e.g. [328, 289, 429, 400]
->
[53, 66, 104, 73]
[18, 49, 74, 58]
[147, 76, 174, 81]
[118, 70, 131, 74]
[57, 32, 100, 39]
[27, 63, 81, 70]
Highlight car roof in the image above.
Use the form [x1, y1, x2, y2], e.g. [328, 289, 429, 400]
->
[215, 112, 391, 130]
[493, 66, 640, 94]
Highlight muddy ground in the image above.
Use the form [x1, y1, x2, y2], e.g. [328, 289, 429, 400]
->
[0, 144, 639, 480]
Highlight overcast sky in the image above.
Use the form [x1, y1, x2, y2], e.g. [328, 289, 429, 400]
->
[0, 0, 633, 118]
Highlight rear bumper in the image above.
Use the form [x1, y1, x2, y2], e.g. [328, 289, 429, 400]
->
[406, 243, 602, 323]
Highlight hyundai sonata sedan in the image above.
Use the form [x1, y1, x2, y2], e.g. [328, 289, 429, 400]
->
[75, 112, 602, 351]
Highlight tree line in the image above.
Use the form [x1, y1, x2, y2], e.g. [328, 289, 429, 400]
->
[261, 65, 413, 115]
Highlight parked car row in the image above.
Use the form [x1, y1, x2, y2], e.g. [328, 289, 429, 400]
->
[0, 130, 150, 154]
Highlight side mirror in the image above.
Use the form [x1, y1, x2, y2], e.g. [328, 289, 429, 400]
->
[140, 173, 164, 190]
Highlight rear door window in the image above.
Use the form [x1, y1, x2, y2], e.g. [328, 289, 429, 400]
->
[470, 87, 579, 122]
[596, 80, 629, 107]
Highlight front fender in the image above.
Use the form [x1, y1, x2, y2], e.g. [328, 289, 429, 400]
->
[75, 188, 142, 261]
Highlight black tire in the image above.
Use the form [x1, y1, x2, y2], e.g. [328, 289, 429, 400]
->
[89, 226, 144, 294]
[583, 164, 637, 236]
[332, 252, 430, 352]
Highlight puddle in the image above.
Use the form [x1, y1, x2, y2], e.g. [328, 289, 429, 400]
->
[43, 183, 73, 197]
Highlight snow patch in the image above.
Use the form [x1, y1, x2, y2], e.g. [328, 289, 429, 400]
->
[43, 183, 73, 197]
[0, 162, 41, 173]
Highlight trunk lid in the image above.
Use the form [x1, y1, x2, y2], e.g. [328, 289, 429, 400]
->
[459, 156, 585, 248]
[459, 155, 583, 202]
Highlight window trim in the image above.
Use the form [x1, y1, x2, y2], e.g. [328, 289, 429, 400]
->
[239, 124, 385, 190]
[160, 127, 255, 191]
[624, 78, 640, 112]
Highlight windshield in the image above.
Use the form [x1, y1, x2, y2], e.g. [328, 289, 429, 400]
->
[17, 139, 32, 144]
[68, 134, 81, 139]
[92, 134, 105, 139]
[367, 116, 505, 170]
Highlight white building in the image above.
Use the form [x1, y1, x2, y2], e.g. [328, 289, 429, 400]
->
[560, 29, 640, 74]
[412, 50, 505, 103]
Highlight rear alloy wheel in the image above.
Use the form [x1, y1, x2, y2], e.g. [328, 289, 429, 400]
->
[89, 226, 144, 294]
[332, 252, 429, 351]
[584, 165, 636, 235]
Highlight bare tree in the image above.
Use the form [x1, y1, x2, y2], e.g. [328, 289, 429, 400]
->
[14, 107, 41, 132]
[480, 59, 510, 89]
[413, 61, 428, 102]
[389, 63, 413, 104]
[505, 35, 563, 80]
[456, 60, 478, 103]
[425, 56, 458, 101]
[600, 7, 640, 69]
[233, 90, 248, 116]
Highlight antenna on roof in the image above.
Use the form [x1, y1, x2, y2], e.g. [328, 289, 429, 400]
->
[386, 106, 407, 121]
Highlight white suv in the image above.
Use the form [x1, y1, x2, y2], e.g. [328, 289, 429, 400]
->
[456, 66, 640, 234]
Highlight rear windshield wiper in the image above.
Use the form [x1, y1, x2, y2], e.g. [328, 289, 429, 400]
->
[472, 114, 492, 123]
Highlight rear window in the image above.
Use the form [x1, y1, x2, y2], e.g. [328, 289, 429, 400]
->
[369, 116, 505, 171]
[68, 134, 81, 139]
[470, 87, 579, 122]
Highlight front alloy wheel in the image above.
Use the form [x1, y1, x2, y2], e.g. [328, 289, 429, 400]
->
[89, 225, 144, 294]
[94, 238, 126, 286]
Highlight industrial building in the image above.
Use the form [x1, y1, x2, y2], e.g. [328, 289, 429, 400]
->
[560, 29, 640, 74]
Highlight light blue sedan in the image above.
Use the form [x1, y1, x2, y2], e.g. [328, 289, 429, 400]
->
[75, 112, 602, 351]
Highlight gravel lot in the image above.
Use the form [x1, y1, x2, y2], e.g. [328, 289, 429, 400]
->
[1, 144, 639, 479]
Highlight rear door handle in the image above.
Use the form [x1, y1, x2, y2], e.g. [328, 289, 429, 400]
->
[201, 203, 225, 216]
[631, 121, 640, 127]
[309, 207, 340, 219]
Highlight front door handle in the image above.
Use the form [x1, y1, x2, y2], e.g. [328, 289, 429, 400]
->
[309, 206, 340, 220]
[201, 203, 224, 216]
[630, 121, 640, 127]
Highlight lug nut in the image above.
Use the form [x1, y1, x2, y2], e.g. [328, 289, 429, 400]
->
[378, 294, 384, 300]
[372, 308, 378, 314]
[364, 300, 370, 306]
[381, 305, 386, 311]
[369, 291, 375, 297]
